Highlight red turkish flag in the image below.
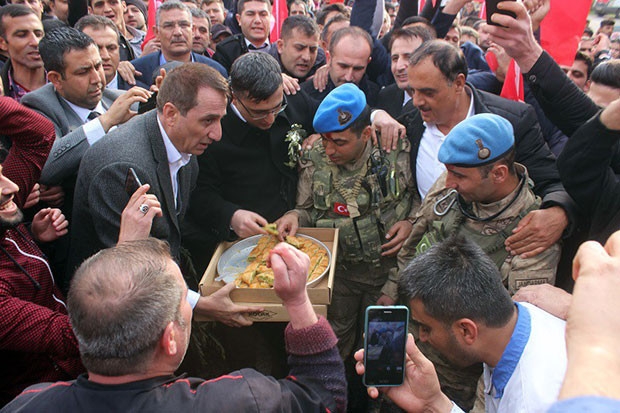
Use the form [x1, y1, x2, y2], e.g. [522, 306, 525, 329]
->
[270, 0, 289, 41]
[540, 0, 591, 66]
[142, 0, 161, 50]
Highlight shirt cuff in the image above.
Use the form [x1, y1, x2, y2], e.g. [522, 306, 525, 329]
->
[83, 118, 107, 145]
[187, 289, 200, 309]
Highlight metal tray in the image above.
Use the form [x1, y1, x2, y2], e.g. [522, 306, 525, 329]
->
[216, 234, 332, 287]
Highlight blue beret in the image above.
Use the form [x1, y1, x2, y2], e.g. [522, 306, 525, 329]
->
[438, 114, 515, 167]
[313, 83, 367, 133]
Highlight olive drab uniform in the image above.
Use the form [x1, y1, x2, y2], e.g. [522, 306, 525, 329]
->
[293, 139, 416, 359]
[391, 163, 561, 411]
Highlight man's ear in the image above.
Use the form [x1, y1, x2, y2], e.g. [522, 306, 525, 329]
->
[160, 321, 179, 356]
[491, 163, 509, 184]
[161, 102, 180, 128]
[0, 36, 8, 53]
[584, 79, 591, 93]
[47, 71, 63, 90]
[236, 13, 241, 25]
[276, 38, 284, 54]
[88, 6, 93, 14]
[454, 318, 478, 345]
[454, 72, 466, 92]
[361, 125, 372, 143]
[325, 50, 330, 65]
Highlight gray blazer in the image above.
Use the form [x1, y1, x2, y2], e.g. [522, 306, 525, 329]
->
[68, 110, 198, 273]
[21, 83, 123, 185]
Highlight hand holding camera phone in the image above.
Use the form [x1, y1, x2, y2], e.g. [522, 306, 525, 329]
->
[363, 305, 409, 387]
[486, 0, 516, 26]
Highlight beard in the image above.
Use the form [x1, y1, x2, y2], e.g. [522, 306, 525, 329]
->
[0, 193, 23, 229]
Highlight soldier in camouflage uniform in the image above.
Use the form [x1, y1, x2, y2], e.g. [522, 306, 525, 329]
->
[276, 83, 417, 360]
[383, 113, 561, 411]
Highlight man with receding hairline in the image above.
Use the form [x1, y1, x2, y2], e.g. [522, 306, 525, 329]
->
[1, 239, 346, 412]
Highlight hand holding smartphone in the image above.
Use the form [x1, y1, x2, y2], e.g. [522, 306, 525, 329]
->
[486, 0, 516, 26]
[363, 305, 409, 387]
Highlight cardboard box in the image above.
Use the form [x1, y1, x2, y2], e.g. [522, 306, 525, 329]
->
[198, 228, 338, 322]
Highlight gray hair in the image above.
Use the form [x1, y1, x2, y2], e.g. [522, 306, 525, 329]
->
[409, 39, 468, 83]
[68, 239, 185, 376]
[398, 235, 514, 328]
[156, 0, 192, 27]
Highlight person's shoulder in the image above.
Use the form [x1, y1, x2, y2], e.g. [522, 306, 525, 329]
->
[193, 53, 228, 76]
[130, 51, 160, 68]
[21, 83, 57, 105]
[476, 87, 531, 117]
[2, 380, 76, 411]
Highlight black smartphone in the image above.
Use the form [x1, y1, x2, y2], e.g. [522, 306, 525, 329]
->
[124, 167, 142, 196]
[486, 0, 516, 26]
[363, 305, 409, 387]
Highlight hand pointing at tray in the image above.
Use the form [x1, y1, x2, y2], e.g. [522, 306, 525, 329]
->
[269, 243, 318, 329]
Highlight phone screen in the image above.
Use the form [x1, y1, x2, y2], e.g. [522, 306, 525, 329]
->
[486, 0, 516, 26]
[363, 306, 409, 387]
[124, 167, 142, 196]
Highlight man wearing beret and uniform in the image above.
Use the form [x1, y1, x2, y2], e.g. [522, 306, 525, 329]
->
[276, 83, 416, 361]
[391, 113, 561, 410]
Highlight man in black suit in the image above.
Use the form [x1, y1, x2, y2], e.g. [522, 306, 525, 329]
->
[301, 26, 380, 106]
[184, 52, 317, 270]
[376, 26, 433, 119]
[211, 0, 271, 72]
[183, 52, 317, 377]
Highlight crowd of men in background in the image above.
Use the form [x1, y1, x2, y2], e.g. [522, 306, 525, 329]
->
[0, 0, 620, 411]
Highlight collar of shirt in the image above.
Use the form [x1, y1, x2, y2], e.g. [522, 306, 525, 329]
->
[159, 51, 195, 66]
[244, 37, 269, 51]
[489, 302, 531, 398]
[106, 73, 119, 90]
[63, 97, 106, 123]
[230, 102, 248, 123]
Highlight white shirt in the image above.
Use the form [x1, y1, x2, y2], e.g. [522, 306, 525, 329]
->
[415, 92, 475, 199]
[244, 37, 270, 51]
[63, 98, 107, 146]
[483, 303, 567, 413]
[106, 73, 119, 90]
[155, 116, 200, 309]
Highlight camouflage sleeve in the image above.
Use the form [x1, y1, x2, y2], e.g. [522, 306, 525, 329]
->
[501, 243, 562, 295]
[292, 158, 316, 227]
[396, 139, 421, 218]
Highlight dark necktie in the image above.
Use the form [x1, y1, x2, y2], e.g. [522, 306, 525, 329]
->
[248, 44, 267, 51]
[87, 111, 101, 120]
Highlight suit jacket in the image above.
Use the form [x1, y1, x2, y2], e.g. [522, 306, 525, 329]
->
[184, 90, 318, 243]
[130, 51, 228, 88]
[21, 83, 123, 186]
[398, 83, 578, 224]
[69, 110, 197, 273]
[376, 83, 406, 119]
[212, 33, 249, 73]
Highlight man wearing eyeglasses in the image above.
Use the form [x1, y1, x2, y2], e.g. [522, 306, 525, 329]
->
[184, 52, 317, 274]
[183, 52, 317, 378]
[129, 1, 226, 88]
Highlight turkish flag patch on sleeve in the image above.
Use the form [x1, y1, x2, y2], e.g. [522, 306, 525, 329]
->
[333, 202, 350, 217]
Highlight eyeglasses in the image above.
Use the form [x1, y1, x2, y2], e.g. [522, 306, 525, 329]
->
[234, 93, 288, 120]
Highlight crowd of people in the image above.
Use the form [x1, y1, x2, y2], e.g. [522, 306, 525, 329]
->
[0, 0, 619, 411]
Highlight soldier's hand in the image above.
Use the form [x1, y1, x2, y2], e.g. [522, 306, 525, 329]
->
[231, 209, 269, 238]
[275, 211, 299, 241]
[302, 133, 321, 151]
[282, 73, 300, 95]
[505, 206, 567, 258]
[371, 110, 405, 153]
[382, 220, 413, 257]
